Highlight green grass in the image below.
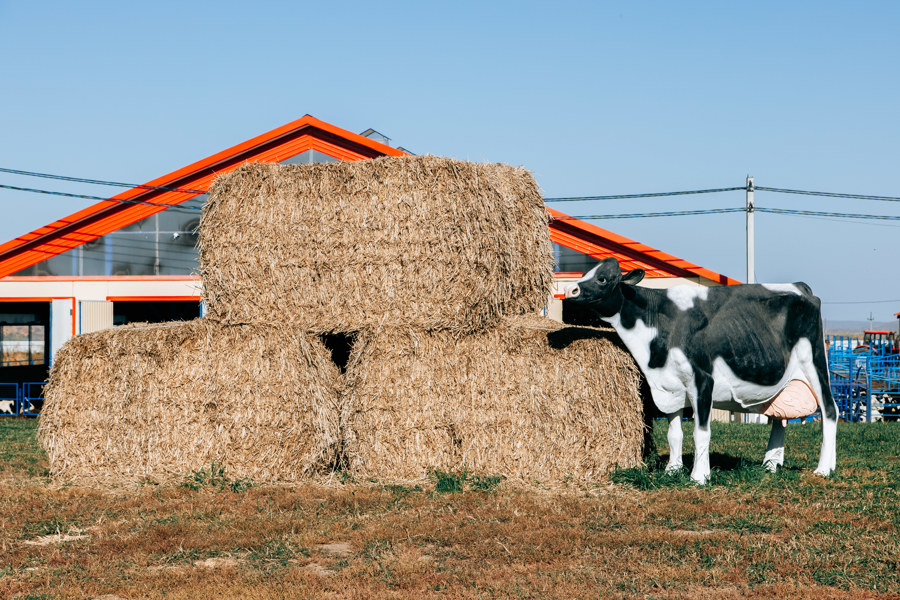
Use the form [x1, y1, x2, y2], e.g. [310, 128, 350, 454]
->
[0, 417, 48, 478]
[180, 461, 253, 492]
[429, 468, 504, 493]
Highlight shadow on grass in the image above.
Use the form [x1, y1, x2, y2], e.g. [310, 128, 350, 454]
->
[612, 451, 803, 490]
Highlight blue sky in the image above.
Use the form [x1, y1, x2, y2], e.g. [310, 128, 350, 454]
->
[1, 1, 898, 324]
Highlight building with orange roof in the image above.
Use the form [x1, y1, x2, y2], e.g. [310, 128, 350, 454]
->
[0, 115, 738, 387]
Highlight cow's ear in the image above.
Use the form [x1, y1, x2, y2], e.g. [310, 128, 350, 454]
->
[621, 268, 645, 286]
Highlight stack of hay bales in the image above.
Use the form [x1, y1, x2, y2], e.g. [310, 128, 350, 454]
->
[199, 155, 646, 483]
[39, 155, 646, 486]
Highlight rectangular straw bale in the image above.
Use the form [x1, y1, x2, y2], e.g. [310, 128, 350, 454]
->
[342, 315, 646, 485]
[38, 320, 342, 485]
[198, 155, 554, 333]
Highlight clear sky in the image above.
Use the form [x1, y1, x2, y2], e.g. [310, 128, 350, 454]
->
[1, 1, 898, 326]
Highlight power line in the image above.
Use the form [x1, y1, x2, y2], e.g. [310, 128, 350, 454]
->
[543, 187, 744, 202]
[0, 184, 203, 212]
[756, 186, 900, 203]
[553, 208, 745, 220]
[755, 207, 900, 221]
[823, 298, 900, 305]
[0, 167, 206, 195]
[4, 166, 899, 205]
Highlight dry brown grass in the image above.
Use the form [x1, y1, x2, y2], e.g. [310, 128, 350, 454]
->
[4, 419, 899, 599]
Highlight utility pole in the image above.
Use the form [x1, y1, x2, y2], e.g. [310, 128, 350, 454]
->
[746, 176, 755, 284]
[745, 176, 760, 424]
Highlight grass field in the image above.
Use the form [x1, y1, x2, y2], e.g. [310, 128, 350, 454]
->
[1, 418, 898, 599]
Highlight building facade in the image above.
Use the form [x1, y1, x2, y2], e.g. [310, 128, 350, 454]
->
[0, 115, 738, 390]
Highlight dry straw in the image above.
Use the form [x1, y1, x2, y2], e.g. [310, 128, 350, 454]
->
[342, 315, 646, 485]
[38, 320, 342, 485]
[198, 155, 554, 333]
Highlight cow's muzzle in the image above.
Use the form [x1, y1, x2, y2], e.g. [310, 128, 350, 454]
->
[564, 284, 580, 299]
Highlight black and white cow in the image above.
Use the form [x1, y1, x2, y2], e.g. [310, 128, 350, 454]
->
[564, 257, 837, 484]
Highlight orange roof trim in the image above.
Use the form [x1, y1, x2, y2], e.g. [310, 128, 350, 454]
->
[0, 115, 406, 279]
[548, 207, 741, 285]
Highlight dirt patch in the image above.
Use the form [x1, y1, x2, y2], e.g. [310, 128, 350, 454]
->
[193, 556, 243, 569]
[302, 563, 337, 577]
[22, 530, 89, 546]
[316, 542, 353, 556]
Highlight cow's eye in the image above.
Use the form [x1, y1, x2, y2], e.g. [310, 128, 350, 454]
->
[598, 277, 607, 284]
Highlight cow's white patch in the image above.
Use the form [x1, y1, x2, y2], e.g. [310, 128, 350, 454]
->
[764, 420, 786, 472]
[691, 423, 712, 484]
[666, 411, 684, 473]
[762, 283, 803, 296]
[576, 264, 601, 285]
[604, 314, 694, 415]
[666, 285, 709, 311]
[565, 264, 602, 299]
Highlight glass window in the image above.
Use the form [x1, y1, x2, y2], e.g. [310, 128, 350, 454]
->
[109, 233, 160, 276]
[280, 149, 339, 165]
[158, 234, 199, 275]
[158, 195, 205, 232]
[13, 195, 204, 276]
[16, 251, 76, 276]
[554, 243, 601, 274]
[0, 324, 44, 366]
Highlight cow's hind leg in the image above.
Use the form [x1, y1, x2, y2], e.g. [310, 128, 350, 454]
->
[665, 410, 684, 474]
[808, 335, 838, 477]
[815, 413, 838, 477]
[763, 418, 785, 472]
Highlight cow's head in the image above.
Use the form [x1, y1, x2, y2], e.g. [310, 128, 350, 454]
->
[563, 257, 645, 317]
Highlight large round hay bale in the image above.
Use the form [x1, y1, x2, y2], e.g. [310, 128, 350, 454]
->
[198, 155, 554, 333]
[342, 315, 646, 484]
[38, 320, 342, 485]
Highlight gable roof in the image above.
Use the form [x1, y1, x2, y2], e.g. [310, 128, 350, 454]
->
[0, 115, 405, 279]
[0, 115, 737, 286]
[548, 207, 741, 285]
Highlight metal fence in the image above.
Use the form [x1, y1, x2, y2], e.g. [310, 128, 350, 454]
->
[0, 381, 46, 417]
[827, 335, 900, 422]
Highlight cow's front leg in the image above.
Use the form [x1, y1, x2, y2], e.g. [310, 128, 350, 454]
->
[763, 418, 786, 472]
[690, 375, 714, 485]
[665, 410, 684, 474]
[691, 420, 712, 484]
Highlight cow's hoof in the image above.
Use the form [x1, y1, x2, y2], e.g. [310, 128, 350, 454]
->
[813, 467, 834, 477]
[664, 465, 683, 475]
[763, 460, 780, 473]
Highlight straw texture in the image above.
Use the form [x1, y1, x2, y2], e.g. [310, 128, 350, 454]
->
[38, 320, 342, 485]
[342, 315, 646, 484]
[198, 156, 554, 333]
